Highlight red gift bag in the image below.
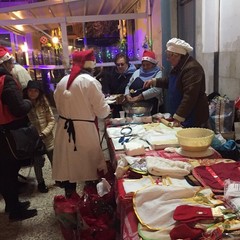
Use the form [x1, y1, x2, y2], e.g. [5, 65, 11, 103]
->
[54, 184, 117, 240]
[78, 183, 117, 240]
[54, 192, 85, 240]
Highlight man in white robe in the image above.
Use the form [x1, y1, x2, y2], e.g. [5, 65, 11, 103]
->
[52, 49, 110, 197]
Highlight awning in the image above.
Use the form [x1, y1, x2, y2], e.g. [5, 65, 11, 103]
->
[0, 0, 147, 36]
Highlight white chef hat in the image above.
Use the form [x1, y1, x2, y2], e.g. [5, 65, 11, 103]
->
[166, 38, 193, 55]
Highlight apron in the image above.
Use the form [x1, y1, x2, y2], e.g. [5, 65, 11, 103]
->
[168, 74, 195, 127]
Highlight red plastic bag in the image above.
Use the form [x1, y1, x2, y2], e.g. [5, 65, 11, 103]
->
[78, 184, 117, 240]
[54, 192, 88, 240]
[54, 183, 117, 240]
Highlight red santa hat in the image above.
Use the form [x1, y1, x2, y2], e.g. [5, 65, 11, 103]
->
[0, 46, 12, 64]
[67, 49, 96, 90]
[141, 50, 158, 65]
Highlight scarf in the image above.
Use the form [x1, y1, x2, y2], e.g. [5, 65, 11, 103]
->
[139, 65, 161, 81]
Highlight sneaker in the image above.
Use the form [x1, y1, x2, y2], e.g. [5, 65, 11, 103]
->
[5, 201, 31, 213]
[9, 209, 37, 221]
[38, 182, 48, 193]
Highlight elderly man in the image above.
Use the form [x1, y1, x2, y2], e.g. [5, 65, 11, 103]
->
[144, 38, 209, 127]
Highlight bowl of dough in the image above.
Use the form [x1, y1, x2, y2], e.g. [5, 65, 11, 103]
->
[176, 128, 214, 152]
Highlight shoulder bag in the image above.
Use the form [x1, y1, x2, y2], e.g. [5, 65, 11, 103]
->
[2, 124, 47, 160]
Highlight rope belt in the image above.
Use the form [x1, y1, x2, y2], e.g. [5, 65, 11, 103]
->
[59, 115, 95, 151]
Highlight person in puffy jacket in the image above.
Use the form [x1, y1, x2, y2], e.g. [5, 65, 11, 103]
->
[24, 80, 55, 193]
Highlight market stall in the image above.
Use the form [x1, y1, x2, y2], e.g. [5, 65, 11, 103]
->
[104, 118, 240, 239]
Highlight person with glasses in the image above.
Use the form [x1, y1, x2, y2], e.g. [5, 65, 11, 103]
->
[101, 53, 136, 118]
[143, 38, 209, 128]
[125, 50, 163, 115]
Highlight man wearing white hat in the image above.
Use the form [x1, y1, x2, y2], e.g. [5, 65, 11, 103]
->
[143, 38, 209, 127]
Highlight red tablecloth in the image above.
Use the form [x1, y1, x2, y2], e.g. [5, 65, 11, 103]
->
[114, 148, 222, 240]
[105, 123, 223, 239]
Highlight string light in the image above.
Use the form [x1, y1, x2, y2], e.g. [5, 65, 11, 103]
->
[52, 36, 59, 44]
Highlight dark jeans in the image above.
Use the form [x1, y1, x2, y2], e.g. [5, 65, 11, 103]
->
[0, 134, 21, 213]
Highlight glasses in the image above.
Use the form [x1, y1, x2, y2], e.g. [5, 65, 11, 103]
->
[116, 63, 125, 67]
[165, 51, 179, 58]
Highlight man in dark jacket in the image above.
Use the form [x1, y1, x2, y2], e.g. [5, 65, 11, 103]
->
[0, 46, 37, 221]
[101, 53, 136, 118]
[144, 38, 209, 128]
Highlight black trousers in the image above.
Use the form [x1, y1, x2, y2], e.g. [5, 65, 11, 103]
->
[0, 133, 21, 213]
[63, 181, 76, 196]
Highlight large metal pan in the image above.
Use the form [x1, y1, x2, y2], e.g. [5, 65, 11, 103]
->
[122, 101, 153, 116]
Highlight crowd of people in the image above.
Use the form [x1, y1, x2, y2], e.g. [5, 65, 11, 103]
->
[0, 37, 209, 222]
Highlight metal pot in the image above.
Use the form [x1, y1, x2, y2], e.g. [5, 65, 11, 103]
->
[122, 102, 153, 116]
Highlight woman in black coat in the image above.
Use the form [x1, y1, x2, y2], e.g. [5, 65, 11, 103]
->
[0, 46, 37, 221]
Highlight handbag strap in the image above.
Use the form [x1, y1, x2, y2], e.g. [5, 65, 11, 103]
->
[3, 131, 18, 159]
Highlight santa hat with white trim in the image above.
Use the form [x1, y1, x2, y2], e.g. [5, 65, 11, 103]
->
[0, 46, 12, 64]
[142, 50, 158, 65]
[66, 49, 96, 90]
